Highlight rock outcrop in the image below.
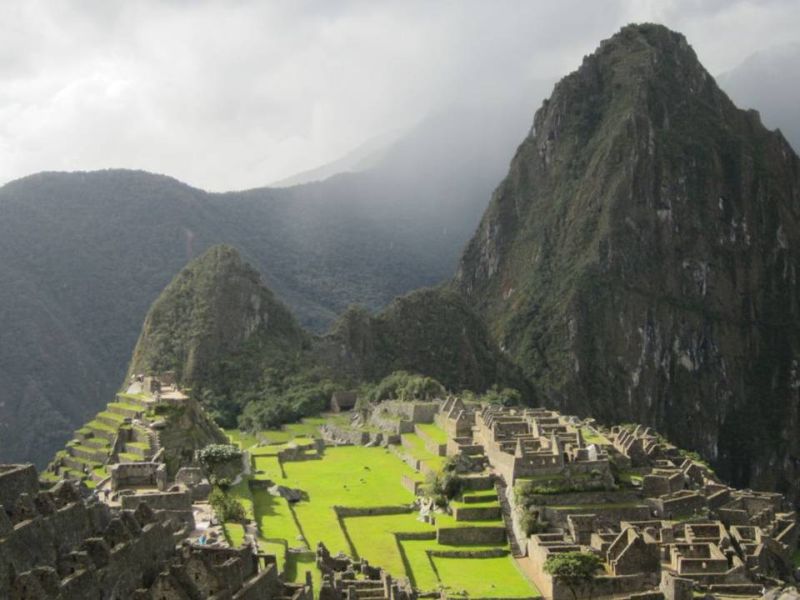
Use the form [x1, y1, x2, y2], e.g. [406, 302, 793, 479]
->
[456, 24, 800, 499]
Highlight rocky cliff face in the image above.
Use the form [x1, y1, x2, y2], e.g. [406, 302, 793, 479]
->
[456, 24, 800, 499]
[129, 244, 307, 389]
[317, 288, 532, 395]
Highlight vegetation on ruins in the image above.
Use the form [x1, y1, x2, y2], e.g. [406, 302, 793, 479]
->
[543, 552, 602, 600]
[515, 473, 607, 501]
[209, 486, 247, 522]
[197, 443, 243, 468]
[477, 386, 523, 407]
[423, 456, 464, 507]
[197, 443, 243, 485]
[363, 371, 446, 403]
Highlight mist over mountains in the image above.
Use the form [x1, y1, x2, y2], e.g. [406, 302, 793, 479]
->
[0, 83, 545, 466]
[718, 44, 800, 154]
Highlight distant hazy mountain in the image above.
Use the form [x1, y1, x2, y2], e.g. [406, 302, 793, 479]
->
[0, 82, 550, 467]
[269, 130, 399, 188]
[717, 44, 800, 152]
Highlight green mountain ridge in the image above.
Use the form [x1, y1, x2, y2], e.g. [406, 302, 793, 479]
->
[127, 244, 523, 431]
[0, 139, 499, 466]
[456, 24, 800, 499]
[316, 287, 532, 395]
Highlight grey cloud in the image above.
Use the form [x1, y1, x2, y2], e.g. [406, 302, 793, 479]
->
[0, 0, 797, 191]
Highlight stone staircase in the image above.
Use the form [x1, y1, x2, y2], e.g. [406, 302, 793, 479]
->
[495, 478, 524, 557]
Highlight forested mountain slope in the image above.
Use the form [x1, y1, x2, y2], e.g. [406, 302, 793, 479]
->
[456, 24, 800, 498]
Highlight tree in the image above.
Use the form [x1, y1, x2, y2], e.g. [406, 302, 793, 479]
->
[208, 487, 247, 522]
[543, 552, 602, 600]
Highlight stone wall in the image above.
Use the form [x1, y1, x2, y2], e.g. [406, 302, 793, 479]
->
[0, 464, 38, 510]
[111, 461, 167, 491]
[401, 475, 422, 495]
[452, 504, 502, 521]
[120, 490, 192, 512]
[436, 525, 506, 545]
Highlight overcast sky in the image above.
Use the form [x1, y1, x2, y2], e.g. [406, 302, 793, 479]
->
[0, 0, 798, 192]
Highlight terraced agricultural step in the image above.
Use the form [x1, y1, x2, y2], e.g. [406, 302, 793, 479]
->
[97, 411, 127, 428]
[108, 402, 144, 418]
[91, 466, 109, 482]
[62, 455, 94, 473]
[118, 452, 143, 463]
[115, 393, 152, 409]
[75, 427, 95, 442]
[86, 420, 118, 441]
[124, 442, 151, 458]
[462, 490, 498, 504]
[452, 503, 502, 521]
[83, 437, 111, 450]
[69, 444, 108, 463]
[60, 467, 87, 481]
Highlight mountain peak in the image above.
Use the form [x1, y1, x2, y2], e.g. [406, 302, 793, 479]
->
[128, 244, 306, 389]
[456, 24, 800, 500]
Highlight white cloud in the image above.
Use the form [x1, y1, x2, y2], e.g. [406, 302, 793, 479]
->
[0, 0, 797, 191]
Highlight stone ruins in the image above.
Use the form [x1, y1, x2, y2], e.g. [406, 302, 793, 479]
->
[323, 396, 800, 599]
[3, 375, 799, 599]
[0, 462, 311, 599]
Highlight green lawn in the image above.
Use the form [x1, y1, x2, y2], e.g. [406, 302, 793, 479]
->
[226, 432, 540, 598]
[399, 539, 441, 590]
[400, 433, 446, 471]
[398, 539, 537, 597]
[581, 426, 611, 446]
[252, 455, 283, 480]
[252, 488, 302, 544]
[224, 522, 246, 547]
[344, 513, 435, 574]
[434, 555, 538, 598]
[284, 446, 417, 555]
[416, 423, 449, 444]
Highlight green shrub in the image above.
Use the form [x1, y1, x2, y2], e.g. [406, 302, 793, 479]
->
[236, 378, 339, 431]
[365, 371, 445, 403]
[423, 464, 463, 508]
[198, 444, 242, 468]
[544, 552, 602, 599]
[481, 386, 522, 407]
[209, 487, 247, 522]
[518, 507, 549, 536]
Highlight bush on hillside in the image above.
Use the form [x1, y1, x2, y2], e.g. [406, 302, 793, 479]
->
[236, 378, 339, 430]
[481, 386, 522, 407]
[365, 371, 445, 403]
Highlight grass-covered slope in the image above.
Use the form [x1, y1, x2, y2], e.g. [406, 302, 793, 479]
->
[456, 24, 800, 498]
